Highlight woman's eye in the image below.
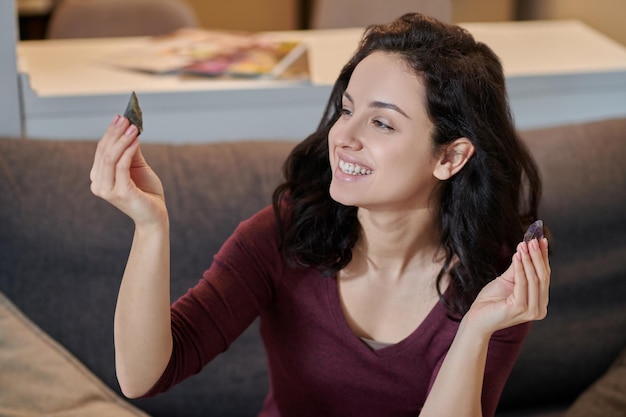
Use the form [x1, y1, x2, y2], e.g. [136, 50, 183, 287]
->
[340, 107, 352, 116]
[373, 119, 393, 131]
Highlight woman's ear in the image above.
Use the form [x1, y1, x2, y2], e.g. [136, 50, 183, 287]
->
[433, 138, 475, 180]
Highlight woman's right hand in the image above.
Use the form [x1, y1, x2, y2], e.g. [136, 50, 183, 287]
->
[90, 115, 167, 228]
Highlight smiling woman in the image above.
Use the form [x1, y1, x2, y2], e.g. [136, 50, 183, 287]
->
[271, 13, 548, 416]
[89, 12, 549, 417]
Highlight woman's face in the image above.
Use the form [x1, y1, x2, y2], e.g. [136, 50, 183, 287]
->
[328, 51, 440, 212]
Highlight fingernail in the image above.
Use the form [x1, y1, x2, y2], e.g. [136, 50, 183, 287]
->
[521, 242, 529, 254]
[111, 114, 120, 125]
[531, 239, 539, 251]
[116, 115, 126, 126]
[125, 125, 137, 136]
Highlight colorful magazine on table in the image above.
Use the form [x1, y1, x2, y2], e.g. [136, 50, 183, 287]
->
[106, 28, 308, 79]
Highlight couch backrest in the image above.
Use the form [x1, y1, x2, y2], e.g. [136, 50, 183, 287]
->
[0, 139, 294, 416]
[499, 117, 626, 411]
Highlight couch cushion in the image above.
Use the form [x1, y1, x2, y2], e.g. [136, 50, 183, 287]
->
[564, 345, 626, 417]
[0, 290, 149, 417]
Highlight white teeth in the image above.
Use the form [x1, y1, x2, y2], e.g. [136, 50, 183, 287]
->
[339, 159, 373, 176]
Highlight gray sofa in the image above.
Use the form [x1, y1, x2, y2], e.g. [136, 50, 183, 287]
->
[1, 118, 625, 417]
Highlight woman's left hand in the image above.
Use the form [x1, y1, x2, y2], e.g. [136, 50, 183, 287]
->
[465, 238, 550, 336]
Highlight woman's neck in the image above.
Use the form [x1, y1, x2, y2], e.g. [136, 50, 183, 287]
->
[351, 207, 443, 282]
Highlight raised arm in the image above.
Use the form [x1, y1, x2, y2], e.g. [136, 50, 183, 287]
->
[420, 238, 550, 417]
[90, 115, 172, 398]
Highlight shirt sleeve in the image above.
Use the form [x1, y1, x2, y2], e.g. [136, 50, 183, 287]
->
[142, 206, 282, 396]
[481, 322, 531, 417]
[427, 321, 531, 417]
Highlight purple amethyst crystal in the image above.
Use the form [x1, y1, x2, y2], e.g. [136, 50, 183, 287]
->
[523, 220, 544, 243]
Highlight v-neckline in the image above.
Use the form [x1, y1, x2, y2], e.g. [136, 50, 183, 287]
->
[326, 275, 448, 358]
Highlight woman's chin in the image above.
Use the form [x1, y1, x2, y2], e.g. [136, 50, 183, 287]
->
[329, 183, 361, 208]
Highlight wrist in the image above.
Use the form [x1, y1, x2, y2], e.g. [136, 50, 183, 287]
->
[134, 216, 170, 237]
[458, 315, 494, 344]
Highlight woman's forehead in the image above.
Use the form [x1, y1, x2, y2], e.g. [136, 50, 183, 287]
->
[346, 52, 428, 112]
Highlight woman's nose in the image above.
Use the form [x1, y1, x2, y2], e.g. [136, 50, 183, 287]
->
[332, 118, 363, 150]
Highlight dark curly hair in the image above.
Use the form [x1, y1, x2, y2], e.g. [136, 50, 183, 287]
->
[272, 13, 541, 315]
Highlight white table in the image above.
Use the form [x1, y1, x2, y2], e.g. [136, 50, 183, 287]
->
[463, 20, 626, 131]
[18, 30, 353, 143]
[17, 21, 626, 143]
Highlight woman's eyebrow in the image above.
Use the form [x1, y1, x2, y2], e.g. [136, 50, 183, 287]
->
[343, 92, 411, 120]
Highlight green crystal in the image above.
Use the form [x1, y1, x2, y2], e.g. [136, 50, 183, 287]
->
[123, 91, 143, 134]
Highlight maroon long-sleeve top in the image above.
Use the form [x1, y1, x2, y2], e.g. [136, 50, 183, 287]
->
[144, 206, 530, 416]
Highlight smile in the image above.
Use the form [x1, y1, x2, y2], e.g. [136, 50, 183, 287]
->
[339, 159, 373, 176]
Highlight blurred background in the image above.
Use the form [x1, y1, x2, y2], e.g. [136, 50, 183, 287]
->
[16, 0, 626, 46]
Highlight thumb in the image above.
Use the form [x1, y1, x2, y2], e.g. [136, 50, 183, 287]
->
[130, 144, 148, 169]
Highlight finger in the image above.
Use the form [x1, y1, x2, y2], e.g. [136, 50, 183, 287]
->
[91, 115, 122, 182]
[540, 238, 551, 275]
[116, 125, 140, 173]
[99, 115, 130, 159]
[114, 135, 140, 194]
[92, 115, 127, 185]
[541, 238, 551, 307]
[520, 241, 540, 317]
[105, 114, 129, 143]
[94, 119, 136, 193]
[131, 141, 148, 170]
[529, 238, 549, 280]
[112, 123, 140, 183]
[525, 239, 551, 319]
[512, 247, 527, 310]
[529, 238, 550, 316]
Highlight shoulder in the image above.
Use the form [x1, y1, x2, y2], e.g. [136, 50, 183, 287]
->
[236, 205, 278, 238]
[215, 205, 283, 273]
